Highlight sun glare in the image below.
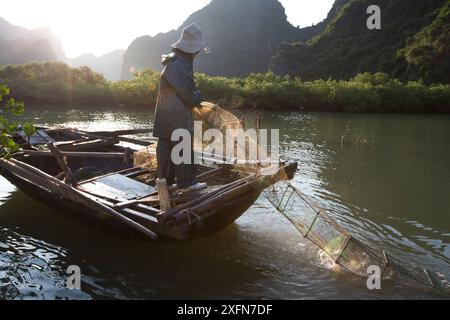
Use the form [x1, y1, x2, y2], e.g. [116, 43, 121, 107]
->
[2, 0, 334, 58]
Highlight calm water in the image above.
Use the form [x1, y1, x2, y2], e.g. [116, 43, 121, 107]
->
[0, 109, 449, 300]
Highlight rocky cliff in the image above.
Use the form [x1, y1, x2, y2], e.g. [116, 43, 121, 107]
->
[271, 0, 449, 83]
[121, 0, 317, 79]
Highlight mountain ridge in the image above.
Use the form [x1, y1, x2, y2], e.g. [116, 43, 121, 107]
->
[0, 16, 125, 80]
[121, 0, 323, 79]
[68, 49, 125, 81]
[271, 0, 450, 83]
[0, 17, 64, 64]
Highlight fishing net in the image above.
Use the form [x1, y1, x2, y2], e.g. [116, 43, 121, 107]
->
[133, 144, 157, 171]
[135, 102, 450, 296]
[192, 101, 243, 132]
[192, 102, 279, 176]
[133, 101, 278, 181]
[262, 181, 450, 296]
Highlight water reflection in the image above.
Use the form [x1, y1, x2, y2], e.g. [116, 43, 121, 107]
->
[0, 227, 90, 300]
[264, 112, 450, 281]
[0, 109, 449, 299]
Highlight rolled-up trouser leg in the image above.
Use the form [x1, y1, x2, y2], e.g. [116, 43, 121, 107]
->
[156, 138, 175, 185]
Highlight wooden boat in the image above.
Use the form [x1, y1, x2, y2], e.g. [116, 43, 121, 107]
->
[0, 127, 297, 241]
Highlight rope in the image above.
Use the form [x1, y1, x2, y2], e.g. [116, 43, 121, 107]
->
[183, 209, 203, 227]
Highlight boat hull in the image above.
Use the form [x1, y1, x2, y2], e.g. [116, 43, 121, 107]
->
[1, 169, 142, 239]
[1, 167, 263, 241]
[1, 124, 298, 241]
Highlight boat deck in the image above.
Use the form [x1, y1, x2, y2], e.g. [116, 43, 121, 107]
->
[0, 126, 297, 241]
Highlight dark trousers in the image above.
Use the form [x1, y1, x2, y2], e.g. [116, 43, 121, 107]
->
[156, 138, 198, 189]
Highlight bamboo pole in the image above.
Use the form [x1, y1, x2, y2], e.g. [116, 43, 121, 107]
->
[56, 138, 118, 152]
[18, 150, 126, 159]
[170, 181, 256, 226]
[78, 129, 153, 137]
[44, 127, 78, 134]
[165, 164, 295, 227]
[118, 136, 155, 146]
[156, 179, 171, 212]
[48, 142, 77, 185]
[196, 167, 224, 182]
[157, 176, 250, 225]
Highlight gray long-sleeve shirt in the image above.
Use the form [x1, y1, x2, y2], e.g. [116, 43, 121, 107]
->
[153, 50, 202, 139]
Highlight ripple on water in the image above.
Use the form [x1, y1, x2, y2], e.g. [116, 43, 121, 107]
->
[0, 176, 16, 206]
[0, 228, 90, 300]
[0, 110, 448, 299]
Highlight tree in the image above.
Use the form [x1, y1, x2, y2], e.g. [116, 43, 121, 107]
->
[0, 84, 34, 158]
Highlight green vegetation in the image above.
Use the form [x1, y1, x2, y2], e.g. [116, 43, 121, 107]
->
[110, 69, 159, 108]
[0, 62, 115, 107]
[0, 84, 35, 158]
[196, 72, 450, 112]
[1, 62, 449, 113]
[0, 62, 158, 109]
[401, 1, 450, 83]
[271, 0, 450, 84]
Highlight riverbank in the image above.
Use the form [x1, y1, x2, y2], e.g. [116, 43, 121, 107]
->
[1, 62, 449, 113]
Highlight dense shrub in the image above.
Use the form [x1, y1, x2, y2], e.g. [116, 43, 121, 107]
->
[0, 84, 35, 158]
[0, 62, 115, 107]
[0, 62, 448, 113]
[110, 69, 159, 108]
[198, 71, 450, 113]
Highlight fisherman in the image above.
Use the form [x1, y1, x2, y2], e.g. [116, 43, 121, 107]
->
[153, 23, 209, 192]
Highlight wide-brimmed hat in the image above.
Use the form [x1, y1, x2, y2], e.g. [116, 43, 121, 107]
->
[171, 23, 210, 54]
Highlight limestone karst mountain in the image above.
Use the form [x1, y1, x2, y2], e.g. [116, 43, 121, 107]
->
[271, 0, 450, 83]
[0, 17, 125, 81]
[0, 17, 64, 64]
[121, 0, 319, 79]
[69, 50, 125, 81]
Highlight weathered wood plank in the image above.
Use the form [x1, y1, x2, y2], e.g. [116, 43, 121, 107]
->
[79, 166, 146, 184]
[17, 130, 54, 145]
[77, 174, 156, 202]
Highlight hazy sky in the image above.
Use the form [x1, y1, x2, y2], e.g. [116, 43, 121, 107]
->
[2, 0, 334, 58]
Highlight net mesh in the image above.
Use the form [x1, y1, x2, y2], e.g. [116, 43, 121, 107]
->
[263, 181, 450, 296]
[192, 101, 243, 132]
[192, 102, 277, 176]
[134, 102, 449, 296]
[133, 144, 157, 171]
